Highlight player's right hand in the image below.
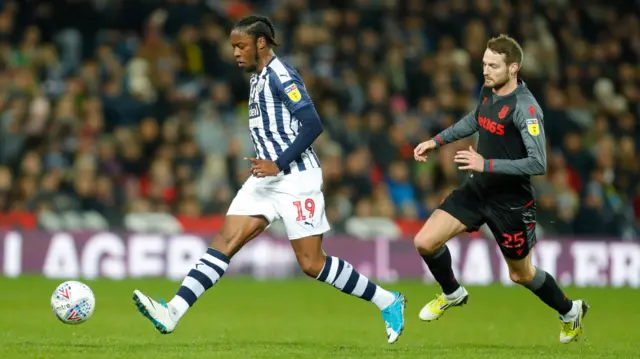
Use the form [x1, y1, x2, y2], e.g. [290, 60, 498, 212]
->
[413, 140, 437, 162]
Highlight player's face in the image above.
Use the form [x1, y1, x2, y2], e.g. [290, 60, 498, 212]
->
[231, 30, 258, 73]
[482, 48, 510, 89]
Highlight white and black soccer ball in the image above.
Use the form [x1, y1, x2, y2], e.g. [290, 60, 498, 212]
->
[50, 281, 95, 324]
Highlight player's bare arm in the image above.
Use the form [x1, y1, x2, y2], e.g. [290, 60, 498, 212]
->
[414, 110, 479, 162]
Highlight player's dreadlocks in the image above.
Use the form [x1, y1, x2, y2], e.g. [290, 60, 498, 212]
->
[233, 15, 280, 47]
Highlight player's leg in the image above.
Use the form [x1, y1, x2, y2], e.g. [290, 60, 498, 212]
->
[291, 235, 399, 311]
[414, 187, 484, 321]
[168, 215, 269, 317]
[278, 168, 405, 344]
[133, 178, 277, 334]
[290, 235, 406, 344]
[503, 252, 589, 343]
[132, 215, 268, 334]
[487, 201, 589, 343]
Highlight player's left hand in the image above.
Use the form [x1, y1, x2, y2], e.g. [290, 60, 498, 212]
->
[454, 146, 485, 172]
[245, 157, 280, 177]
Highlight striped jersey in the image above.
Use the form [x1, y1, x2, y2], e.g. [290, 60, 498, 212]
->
[248, 56, 321, 175]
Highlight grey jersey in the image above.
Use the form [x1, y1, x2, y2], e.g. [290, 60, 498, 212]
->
[432, 81, 546, 199]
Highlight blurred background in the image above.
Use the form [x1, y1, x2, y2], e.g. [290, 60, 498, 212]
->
[0, 0, 638, 240]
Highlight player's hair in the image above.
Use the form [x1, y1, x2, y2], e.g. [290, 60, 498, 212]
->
[487, 34, 523, 71]
[233, 15, 280, 47]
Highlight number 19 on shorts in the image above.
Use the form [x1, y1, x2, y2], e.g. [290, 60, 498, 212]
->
[293, 198, 315, 221]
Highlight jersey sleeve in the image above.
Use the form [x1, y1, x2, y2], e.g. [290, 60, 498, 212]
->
[432, 109, 479, 148]
[432, 87, 487, 148]
[484, 99, 547, 175]
[266, 67, 323, 171]
[270, 70, 313, 115]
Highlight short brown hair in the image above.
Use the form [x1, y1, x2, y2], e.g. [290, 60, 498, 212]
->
[487, 34, 523, 71]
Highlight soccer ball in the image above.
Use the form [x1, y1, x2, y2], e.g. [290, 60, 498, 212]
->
[50, 281, 95, 324]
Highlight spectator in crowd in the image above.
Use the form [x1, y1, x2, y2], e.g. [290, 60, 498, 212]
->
[0, 0, 638, 238]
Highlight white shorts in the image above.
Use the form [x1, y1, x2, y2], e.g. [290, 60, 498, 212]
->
[227, 168, 331, 240]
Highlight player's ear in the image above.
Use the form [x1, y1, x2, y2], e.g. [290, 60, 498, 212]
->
[509, 63, 518, 76]
[257, 36, 266, 50]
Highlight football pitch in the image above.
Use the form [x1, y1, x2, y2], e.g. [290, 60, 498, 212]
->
[0, 277, 635, 358]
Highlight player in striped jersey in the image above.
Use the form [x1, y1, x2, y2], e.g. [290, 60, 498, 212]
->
[246, 55, 321, 174]
[132, 15, 406, 344]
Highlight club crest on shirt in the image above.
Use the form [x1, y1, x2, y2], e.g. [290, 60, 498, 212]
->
[526, 118, 539, 136]
[285, 83, 302, 102]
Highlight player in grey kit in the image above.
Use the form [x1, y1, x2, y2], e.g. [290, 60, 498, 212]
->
[412, 34, 589, 344]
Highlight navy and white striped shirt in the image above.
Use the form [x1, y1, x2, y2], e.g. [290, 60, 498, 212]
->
[248, 57, 321, 175]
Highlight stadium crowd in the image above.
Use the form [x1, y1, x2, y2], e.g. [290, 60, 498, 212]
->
[0, 0, 638, 238]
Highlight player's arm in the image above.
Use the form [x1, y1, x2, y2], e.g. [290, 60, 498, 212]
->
[271, 73, 323, 171]
[432, 109, 479, 148]
[483, 103, 546, 175]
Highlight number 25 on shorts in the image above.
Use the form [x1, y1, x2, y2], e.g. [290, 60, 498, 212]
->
[500, 232, 524, 248]
[293, 198, 316, 221]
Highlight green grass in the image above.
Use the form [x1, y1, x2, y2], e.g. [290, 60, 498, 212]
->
[0, 277, 635, 358]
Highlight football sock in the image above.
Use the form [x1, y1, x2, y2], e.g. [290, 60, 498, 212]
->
[316, 256, 396, 310]
[168, 248, 230, 321]
[525, 266, 573, 316]
[420, 245, 461, 296]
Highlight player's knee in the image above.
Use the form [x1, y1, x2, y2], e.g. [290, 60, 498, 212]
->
[211, 229, 251, 257]
[297, 254, 325, 278]
[413, 210, 464, 255]
[210, 217, 268, 256]
[509, 270, 535, 285]
[413, 233, 443, 255]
